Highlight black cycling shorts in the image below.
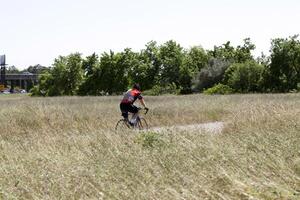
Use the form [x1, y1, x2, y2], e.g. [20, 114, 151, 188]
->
[120, 103, 138, 118]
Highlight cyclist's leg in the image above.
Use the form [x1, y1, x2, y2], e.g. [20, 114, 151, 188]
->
[128, 105, 139, 123]
[120, 103, 129, 121]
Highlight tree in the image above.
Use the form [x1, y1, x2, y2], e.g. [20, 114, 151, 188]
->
[209, 41, 235, 61]
[6, 66, 20, 74]
[234, 38, 256, 63]
[180, 46, 209, 93]
[265, 35, 300, 92]
[31, 72, 55, 96]
[83, 51, 130, 95]
[137, 41, 161, 90]
[64, 53, 84, 95]
[25, 64, 49, 74]
[208, 38, 255, 63]
[256, 52, 270, 66]
[192, 58, 231, 92]
[224, 61, 265, 92]
[78, 53, 100, 95]
[82, 53, 98, 77]
[31, 53, 83, 96]
[158, 40, 184, 87]
[121, 48, 143, 88]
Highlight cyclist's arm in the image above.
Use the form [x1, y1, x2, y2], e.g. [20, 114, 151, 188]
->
[139, 98, 147, 108]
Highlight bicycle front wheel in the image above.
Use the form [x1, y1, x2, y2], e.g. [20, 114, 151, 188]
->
[136, 118, 149, 130]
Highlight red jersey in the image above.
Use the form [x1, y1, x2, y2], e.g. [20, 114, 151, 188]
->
[121, 89, 143, 104]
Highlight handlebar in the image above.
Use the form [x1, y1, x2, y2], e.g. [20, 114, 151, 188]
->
[138, 107, 149, 115]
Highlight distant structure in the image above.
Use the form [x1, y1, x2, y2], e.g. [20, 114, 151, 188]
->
[0, 55, 7, 90]
[0, 55, 39, 92]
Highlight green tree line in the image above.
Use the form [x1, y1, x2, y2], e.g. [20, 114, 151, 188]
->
[6, 64, 48, 75]
[31, 35, 300, 96]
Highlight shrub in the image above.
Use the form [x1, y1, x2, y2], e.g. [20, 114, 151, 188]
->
[135, 131, 164, 148]
[29, 86, 41, 96]
[192, 58, 231, 92]
[224, 61, 265, 93]
[203, 84, 233, 95]
[143, 83, 180, 96]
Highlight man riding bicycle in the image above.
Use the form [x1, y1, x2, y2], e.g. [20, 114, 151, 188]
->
[120, 83, 148, 126]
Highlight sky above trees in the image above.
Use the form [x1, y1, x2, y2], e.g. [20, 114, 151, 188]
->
[1, 0, 299, 69]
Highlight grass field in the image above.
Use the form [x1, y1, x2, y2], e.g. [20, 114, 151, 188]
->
[0, 93, 299, 199]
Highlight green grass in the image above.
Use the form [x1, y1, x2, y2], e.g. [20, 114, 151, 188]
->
[0, 94, 299, 199]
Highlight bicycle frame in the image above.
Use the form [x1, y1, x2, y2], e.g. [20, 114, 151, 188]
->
[129, 107, 148, 125]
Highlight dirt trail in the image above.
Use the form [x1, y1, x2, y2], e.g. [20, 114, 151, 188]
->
[150, 121, 224, 134]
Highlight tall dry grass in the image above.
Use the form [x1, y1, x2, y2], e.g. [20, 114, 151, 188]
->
[0, 93, 299, 199]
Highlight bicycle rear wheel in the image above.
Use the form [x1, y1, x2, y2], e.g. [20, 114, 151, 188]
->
[136, 118, 149, 130]
[115, 119, 131, 131]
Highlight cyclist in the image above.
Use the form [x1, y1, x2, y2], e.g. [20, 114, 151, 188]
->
[120, 83, 148, 126]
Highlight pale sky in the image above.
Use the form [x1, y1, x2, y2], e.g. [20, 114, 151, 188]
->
[1, 0, 299, 69]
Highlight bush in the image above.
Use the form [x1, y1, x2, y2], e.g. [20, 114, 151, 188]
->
[224, 61, 265, 93]
[266, 36, 300, 92]
[135, 131, 164, 148]
[203, 84, 233, 95]
[143, 83, 180, 96]
[29, 86, 41, 96]
[192, 58, 231, 92]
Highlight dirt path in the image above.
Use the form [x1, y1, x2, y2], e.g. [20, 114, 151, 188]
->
[149, 121, 224, 134]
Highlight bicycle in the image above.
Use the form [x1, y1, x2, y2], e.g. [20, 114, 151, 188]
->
[115, 107, 149, 131]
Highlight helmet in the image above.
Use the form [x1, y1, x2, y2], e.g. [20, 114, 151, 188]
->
[133, 83, 141, 91]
